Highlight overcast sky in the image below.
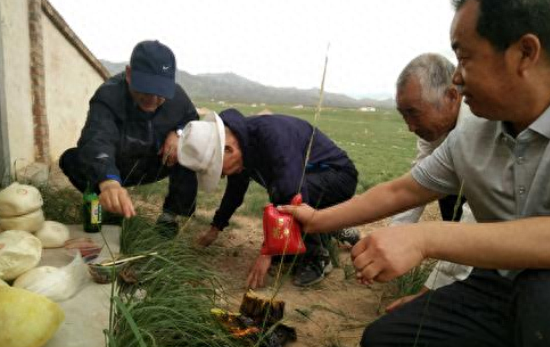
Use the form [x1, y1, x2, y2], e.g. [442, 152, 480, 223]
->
[49, 0, 457, 99]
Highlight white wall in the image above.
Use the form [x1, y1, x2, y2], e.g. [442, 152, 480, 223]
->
[0, 0, 35, 168]
[42, 15, 104, 160]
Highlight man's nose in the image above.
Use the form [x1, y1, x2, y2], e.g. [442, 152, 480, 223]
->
[452, 67, 464, 87]
[407, 122, 417, 133]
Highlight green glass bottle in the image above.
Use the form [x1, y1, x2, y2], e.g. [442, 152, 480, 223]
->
[83, 185, 102, 233]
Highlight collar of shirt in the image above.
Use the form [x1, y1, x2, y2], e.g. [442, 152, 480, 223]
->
[496, 104, 550, 142]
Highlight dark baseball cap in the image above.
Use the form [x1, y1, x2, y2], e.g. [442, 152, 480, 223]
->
[129, 40, 176, 99]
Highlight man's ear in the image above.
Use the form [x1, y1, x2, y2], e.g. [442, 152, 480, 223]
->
[125, 66, 132, 85]
[446, 86, 460, 104]
[516, 34, 542, 75]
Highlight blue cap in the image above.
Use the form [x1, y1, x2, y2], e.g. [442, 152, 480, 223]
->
[129, 40, 176, 99]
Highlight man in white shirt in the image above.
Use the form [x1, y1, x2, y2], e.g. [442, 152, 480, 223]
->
[391, 53, 468, 226]
[387, 54, 474, 312]
[282, 0, 550, 345]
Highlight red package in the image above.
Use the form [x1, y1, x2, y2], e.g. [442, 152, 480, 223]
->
[261, 194, 306, 255]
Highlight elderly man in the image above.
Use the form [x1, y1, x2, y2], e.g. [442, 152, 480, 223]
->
[178, 109, 358, 288]
[386, 53, 473, 311]
[60, 40, 198, 237]
[282, 0, 550, 345]
[391, 53, 468, 226]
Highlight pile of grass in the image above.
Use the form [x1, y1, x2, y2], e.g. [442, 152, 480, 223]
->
[107, 216, 243, 347]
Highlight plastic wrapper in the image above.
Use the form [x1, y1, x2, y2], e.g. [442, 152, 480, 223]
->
[261, 194, 306, 255]
[0, 286, 65, 347]
[0, 182, 43, 217]
[13, 253, 90, 302]
[0, 230, 42, 280]
[35, 221, 70, 248]
[0, 208, 45, 233]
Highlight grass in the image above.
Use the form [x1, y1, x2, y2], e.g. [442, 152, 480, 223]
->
[111, 217, 243, 347]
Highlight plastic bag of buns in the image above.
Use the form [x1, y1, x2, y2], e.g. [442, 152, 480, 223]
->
[0, 230, 42, 280]
[0, 182, 43, 217]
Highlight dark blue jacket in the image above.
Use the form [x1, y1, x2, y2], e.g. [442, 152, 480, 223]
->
[212, 108, 355, 230]
[76, 72, 198, 188]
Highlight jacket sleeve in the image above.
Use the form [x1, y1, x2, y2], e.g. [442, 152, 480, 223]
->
[212, 173, 250, 230]
[176, 86, 199, 128]
[76, 100, 121, 190]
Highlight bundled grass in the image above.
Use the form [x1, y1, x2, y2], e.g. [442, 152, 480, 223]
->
[109, 216, 242, 347]
[38, 184, 82, 224]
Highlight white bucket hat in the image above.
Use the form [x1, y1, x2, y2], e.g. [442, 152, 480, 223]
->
[177, 112, 225, 192]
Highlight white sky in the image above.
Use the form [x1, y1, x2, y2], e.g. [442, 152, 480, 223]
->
[49, 0, 457, 99]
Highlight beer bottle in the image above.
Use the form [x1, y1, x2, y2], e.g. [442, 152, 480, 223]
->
[83, 185, 102, 233]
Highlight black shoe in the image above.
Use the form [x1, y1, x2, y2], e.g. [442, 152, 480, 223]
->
[155, 212, 179, 239]
[335, 228, 360, 247]
[293, 256, 333, 287]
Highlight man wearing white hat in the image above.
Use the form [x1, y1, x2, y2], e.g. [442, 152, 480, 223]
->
[178, 108, 358, 288]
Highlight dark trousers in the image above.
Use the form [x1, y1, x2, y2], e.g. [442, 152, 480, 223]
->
[302, 165, 358, 259]
[361, 268, 550, 347]
[59, 147, 197, 217]
[438, 194, 466, 222]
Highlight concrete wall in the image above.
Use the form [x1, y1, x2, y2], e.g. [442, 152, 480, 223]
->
[42, 16, 104, 160]
[0, 0, 35, 168]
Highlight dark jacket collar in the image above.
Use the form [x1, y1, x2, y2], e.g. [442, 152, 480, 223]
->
[219, 108, 251, 167]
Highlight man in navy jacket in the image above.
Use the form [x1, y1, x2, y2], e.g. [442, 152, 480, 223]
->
[179, 108, 358, 287]
[60, 40, 198, 237]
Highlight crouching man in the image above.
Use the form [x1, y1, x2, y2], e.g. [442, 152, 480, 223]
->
[178, 109, 359, 288]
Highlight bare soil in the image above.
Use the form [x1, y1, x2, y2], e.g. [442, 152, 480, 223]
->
[193, 205, 442, 347]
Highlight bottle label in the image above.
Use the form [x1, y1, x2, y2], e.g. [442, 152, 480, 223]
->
[91, 200, 101, 224]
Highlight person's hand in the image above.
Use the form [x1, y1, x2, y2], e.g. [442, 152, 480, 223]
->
[385, 286, 430, 313]
[277, 203, 317, 233]
[351, 224, 427, 284]
[196, 226, 220, 247]
[246, 254, 272, 289]
[98, 180, 136, 218]
[158, 131, 179, 167]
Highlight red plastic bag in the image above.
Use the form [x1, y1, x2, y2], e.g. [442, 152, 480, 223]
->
[261, 194, 306, 256]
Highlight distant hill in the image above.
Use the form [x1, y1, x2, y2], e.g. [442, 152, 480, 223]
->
[101, 60, 395, 109]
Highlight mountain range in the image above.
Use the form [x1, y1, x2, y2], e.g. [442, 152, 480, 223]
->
[101, 60, 395, 109]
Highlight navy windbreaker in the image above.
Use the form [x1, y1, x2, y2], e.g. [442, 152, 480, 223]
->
[212, 108, 355, 230]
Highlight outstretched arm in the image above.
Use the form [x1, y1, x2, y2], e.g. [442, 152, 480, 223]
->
[280, 173, 442, 233]
[351, 216, 550, 284]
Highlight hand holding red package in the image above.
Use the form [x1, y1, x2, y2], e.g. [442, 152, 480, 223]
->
[261, 194, 306, 255]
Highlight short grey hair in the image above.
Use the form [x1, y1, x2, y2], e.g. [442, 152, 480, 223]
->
[396, 53, 456, 106]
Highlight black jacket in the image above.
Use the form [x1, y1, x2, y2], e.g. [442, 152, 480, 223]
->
[212, 108, 355, 230]
[76, 72, 198, 188]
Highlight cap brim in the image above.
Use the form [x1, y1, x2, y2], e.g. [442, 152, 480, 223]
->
[196, 112, 225, 193]
[131, 70, 175, 99]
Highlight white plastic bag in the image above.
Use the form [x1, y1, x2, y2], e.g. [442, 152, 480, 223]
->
[35, 221, 70, 248]
[0, 208, 45, 232]
[0, 286, 65, 347]
[0, 182, 43, 217]
[13, 252, 90, 302]
[0, 230, 42, 280]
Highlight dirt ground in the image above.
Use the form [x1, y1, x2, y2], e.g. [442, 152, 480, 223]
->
[202, 205, 441, 347]
[46, 167, 441, 347]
